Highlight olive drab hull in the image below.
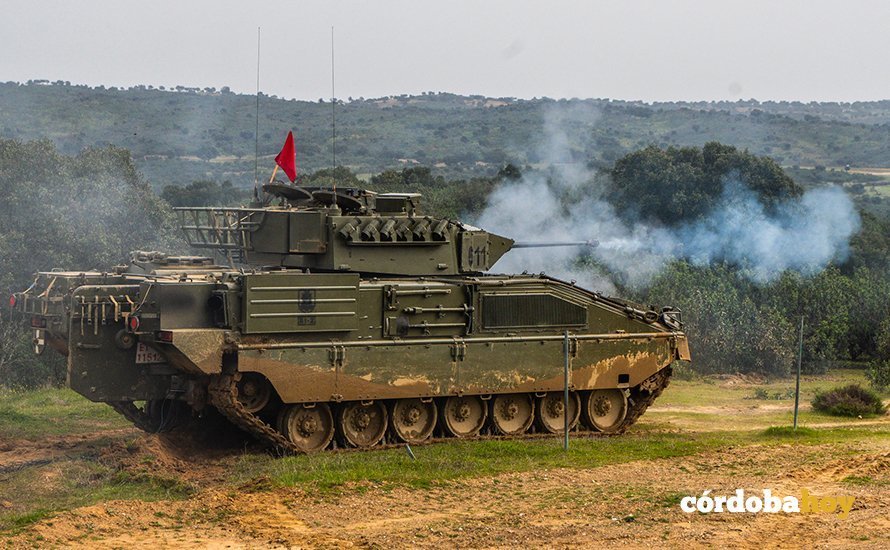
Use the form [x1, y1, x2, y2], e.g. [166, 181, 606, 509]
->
[11, 187, 689, 453]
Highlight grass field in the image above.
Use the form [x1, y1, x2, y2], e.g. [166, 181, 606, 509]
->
[0, 388, 127, 439]
[1, 369, 888, 546]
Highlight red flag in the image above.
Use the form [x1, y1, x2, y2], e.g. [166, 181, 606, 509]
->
[274, 131, 297, 182]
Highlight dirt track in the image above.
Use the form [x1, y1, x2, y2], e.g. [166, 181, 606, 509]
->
[3, 430, 889, 548]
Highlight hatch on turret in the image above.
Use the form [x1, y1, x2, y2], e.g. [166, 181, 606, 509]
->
[376, 193, 420, 216]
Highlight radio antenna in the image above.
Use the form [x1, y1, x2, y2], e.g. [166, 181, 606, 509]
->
[331, 26, 337, 197]
[253, 27, 261, 201]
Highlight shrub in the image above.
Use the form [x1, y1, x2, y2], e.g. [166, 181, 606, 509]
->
[752, 387, 770, 400]
[0, 317, 66, 389]
[812, 384, 886, 417]
[670, 361, 696, 381]
[866, 359, 890, 392]
[750, 388, 796, 400]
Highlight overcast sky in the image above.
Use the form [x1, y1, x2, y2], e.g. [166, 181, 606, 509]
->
[3, 0, 889, 102]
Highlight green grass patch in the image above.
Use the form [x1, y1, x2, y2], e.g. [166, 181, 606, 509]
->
[0, 388, 128, 440]
[760, 426, 818, 438]
[0, 458, 192, 534]
[229, 425, 890, 493]
[866, 184, 890, 197]
[653, 491, 687, 509]
[657, 369, 871, 409]
[230, 434, 708, 492]
[842, 475, 873, 485]
[750, 388, 796, 400]
[645, 407, 859, 434]
[645, 369, 889, 432]
[0, 510, 53, 535]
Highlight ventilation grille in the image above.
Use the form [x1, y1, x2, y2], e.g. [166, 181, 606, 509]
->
[482, 294, 587, 329]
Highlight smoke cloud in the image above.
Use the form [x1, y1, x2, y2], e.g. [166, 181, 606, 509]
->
[475, 109, 861, 291]
[674, 182, 859, 282]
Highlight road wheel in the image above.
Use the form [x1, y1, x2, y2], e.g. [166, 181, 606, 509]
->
[338, 401, 388, 448]
[535, 391, 580, 434]
[278, 403, 334, 452]
[490, 394, 534, 435]
[583, 389, 628, 433]
[441, 396, 487, 438]
[390, 398, 437, 443]
[236, 373, 273, 414]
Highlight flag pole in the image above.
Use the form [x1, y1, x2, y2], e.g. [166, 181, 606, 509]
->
[268, 165, 279, 185]
[331, 26, 337, 199]
[253, 27, 261, 202]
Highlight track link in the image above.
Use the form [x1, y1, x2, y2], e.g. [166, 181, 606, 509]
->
[615, 367, 672, 434]
[207, 370, 302, 454]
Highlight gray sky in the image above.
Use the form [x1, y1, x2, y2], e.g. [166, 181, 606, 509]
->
[3, 0, 889, 102]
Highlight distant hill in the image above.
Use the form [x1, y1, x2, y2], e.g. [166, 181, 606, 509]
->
[2, 81, 890, 188]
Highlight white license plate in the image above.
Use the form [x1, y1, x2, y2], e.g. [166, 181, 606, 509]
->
[135, 342, 166, 364]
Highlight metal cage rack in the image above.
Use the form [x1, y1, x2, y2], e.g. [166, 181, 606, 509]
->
[174, 207, 266, 263]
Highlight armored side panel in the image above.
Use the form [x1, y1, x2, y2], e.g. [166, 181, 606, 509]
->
[242, 272, 359, 334]
[226, 275, 686, 404]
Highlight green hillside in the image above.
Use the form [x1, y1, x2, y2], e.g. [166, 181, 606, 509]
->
[3, 81, 890, 189]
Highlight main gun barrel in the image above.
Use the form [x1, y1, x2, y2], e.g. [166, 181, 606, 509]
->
[512, 239, 598, 249]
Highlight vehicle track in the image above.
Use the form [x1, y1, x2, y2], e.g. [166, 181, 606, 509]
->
[109, 368, 672, 455]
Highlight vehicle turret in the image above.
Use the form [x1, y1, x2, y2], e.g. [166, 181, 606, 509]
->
[176, 185, 593, 276]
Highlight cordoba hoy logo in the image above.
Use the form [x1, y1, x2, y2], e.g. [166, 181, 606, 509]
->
[681, 489, 855, 518]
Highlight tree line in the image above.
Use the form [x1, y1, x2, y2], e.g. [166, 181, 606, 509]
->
[6, 82, 890, 189]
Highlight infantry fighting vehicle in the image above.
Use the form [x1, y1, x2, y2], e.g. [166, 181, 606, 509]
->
[11, 185, 689, 452]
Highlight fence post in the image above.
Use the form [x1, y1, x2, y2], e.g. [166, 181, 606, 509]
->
[564, 329, 570, 450]
[793, 316, 804, 430]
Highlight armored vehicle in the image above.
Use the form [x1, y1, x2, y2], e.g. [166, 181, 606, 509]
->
[11, 185, 689, 452]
